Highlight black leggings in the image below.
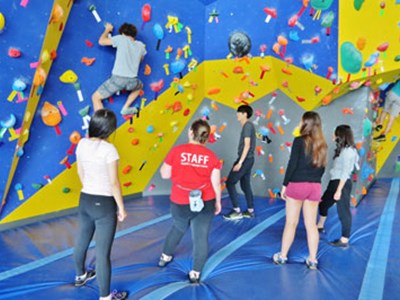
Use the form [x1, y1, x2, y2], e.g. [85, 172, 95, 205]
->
[319, 179, 352, 238]
[163, 200, 215, 273]
[74, 192, 117, 297]
[226, 157, 254, 209]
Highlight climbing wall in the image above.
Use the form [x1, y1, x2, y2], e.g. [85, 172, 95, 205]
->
[0, 0, 73, 213]
[0, 0, 398, 225]
[0, 2, 54, 201]
[0, 0, 205, 223]
[145, 87, 375, 206]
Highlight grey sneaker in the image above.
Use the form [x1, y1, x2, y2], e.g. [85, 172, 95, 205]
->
[74, 270, 96, 287]
[121, 107, 138, 116]
[242, 210, 255, 218]
[305, 258, 318, 270]
[223, 210, 243, 220]
[272, 252, 288, 265]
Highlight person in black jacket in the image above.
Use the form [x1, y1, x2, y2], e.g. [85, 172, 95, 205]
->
[273, 111, 327, 270]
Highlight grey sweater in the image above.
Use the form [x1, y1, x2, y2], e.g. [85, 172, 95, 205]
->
[329, 147, 359, 180]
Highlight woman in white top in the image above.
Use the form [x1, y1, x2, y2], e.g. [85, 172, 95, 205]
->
[317, 125, 359, 248]
[74, 109, 128, 300]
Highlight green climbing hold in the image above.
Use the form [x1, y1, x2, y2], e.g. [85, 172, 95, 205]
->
[321, 11, 335, 28]
[62, 187, 71, 193]
[354, 0, 365, 11]
[78, 105, 90, 117]
[32, 183, 43, 190]
[340, 42, 363, 74]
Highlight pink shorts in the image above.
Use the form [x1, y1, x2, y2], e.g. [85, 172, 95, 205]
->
[285, 182, 321, 201]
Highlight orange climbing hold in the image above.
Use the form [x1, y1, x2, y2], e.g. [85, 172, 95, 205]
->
[233, 66, 244, 73]
[81, 57, 96, 66]
[144, 64, 151, 75]
[122, 165, 132, 174]
[208, 88, 221, 95]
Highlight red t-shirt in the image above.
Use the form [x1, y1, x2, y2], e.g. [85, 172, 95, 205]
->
[164, 143, 221, 204]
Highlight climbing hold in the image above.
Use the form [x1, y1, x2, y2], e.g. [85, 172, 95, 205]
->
[0, 12, 5, 32]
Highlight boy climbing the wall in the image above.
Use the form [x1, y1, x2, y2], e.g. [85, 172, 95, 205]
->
[92, 23, 147, 116]
[374, 79, 400, 142]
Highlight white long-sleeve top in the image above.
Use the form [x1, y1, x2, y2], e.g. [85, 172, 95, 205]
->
[329, 147, 359, 181]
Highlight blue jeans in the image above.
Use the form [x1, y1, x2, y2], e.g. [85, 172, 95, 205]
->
[226, 157, 254, 210]
[163, 200, 215, 272]
[74, 193, 117, 297]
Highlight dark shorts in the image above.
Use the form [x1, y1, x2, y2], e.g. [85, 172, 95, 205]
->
[97, 75, 143, 98]
[285, 182, 322, 201]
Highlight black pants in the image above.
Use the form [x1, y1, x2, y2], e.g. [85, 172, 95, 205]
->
[319, 179, 352, 238]
[226, 157, 254, 209]
[163, 200, 215, 273]
[74, 192, 117, 297]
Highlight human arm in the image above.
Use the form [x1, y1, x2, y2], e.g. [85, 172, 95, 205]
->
[233, 137, 251, 171]
[161, 148, 175, 179]
[140, 43, 147, 61]
[76, 141, 85, 184]
[281, 185, 287, 201]
[160, 162, 172, 179]
[107, 160, 127, 222]
[334, 179, 346, 201]
[211, 168, 221, 215]
[332, 149, 357, 200]
[77, 157, 84, 184]
[282, 137, 302, 186]
[336, 148, 358, 181]
[98, 23, 113, 46]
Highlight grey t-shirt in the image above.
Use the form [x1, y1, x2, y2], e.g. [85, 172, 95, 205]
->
[238, 121, 256, 159]
[329, 147, 359, 180]
[111, 35, 147, 78]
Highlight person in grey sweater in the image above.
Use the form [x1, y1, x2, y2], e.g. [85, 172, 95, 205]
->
[92, 23, 147, 116]
[317, 125, 359, 247]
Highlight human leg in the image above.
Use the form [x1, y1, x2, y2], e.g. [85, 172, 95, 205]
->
[335, 180, 352, 242]
[375, 110, 387, 129]
[76, 194, 116, 296]
[93, 76, 126, 111]
[239, 157, 254, 211]
[74, 194, 96, 277]
[122, 90, 141, 111]
[303, 200, 320, 262]
[316, 216, 327, 234]
[92, 91, 105, 111]
[317, 180, 339, 230]
[383, 114, 396, 136]
[384, 91, 400, 135]
[279, 197, 303, 258]
[121, 78, 143, 115]
[95, 208, 117, 297]
[225, 165, 242, 210]
[375, 91, 400, 140]
[162, 203, 190, 258]
[190, 201, 215, 273]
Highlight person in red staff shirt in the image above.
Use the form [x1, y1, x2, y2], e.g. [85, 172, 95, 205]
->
[158, 119, 222, 284]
